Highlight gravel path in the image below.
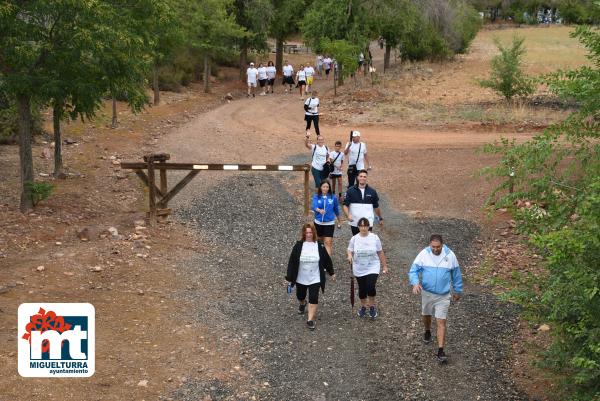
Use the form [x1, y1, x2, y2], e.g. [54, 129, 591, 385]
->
[167, 173, 527, 401]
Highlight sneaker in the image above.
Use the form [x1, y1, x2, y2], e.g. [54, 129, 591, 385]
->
[252, 93, 255, 98]
[369, 306, 378, 319]
[298, 303, 306, 315]
[307, 320, 316, 330]
[357, 306, 367, 318]
[423, 330, 432, 344]
[437, 349, 448, 364]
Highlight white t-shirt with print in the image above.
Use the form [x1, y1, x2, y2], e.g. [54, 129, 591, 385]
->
[345, 141, 367, 170]
[283, 65, 294, 77]
[296, 242, 320, 285]
[329, 150, 344, 174]
[297, 69, 306, 82]
[304, 66, 315, 78]
[304, 97, 319, 115]
[323, 58, 332, 69]
[311, 144, 328, 171]
[266, 66, 276, 79]
[257, 66, 268, 80]
[348, 233, 382, 277]
[247, 68, 258, 84]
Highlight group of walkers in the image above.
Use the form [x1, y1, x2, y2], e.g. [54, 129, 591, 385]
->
[246, 57, 335, 98]
[285, 129, 463, 364]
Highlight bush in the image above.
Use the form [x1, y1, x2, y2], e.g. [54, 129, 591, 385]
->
[449, 0, 483, 54]
[401, 17, 450, 61]
[479, 36, 535, 101]
[481, 25, 600, 400]
[24, 181, 54, 206]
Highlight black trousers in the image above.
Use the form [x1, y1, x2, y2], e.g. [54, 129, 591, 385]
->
[356, 274, 379, 299]
[347, 167, 358, 188]
[305, 115, 320, 135]
[296, 283, 320, 304]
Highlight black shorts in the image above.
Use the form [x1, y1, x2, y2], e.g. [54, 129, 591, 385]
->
[298, 80, 306, 87]
[283, 76, 294, 85]
[268, 78, 275, 86]
[315, 223, 335, 238]
[259, 79, 267, 87]
[325, 68, 331, 75]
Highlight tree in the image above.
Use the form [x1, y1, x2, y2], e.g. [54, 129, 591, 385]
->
[231, 0, 273, 80]
[269, 0, 304, 73]
[0, 1, 156, 210]
[479, 36, 535, 101]
[365, 0, 419, 71]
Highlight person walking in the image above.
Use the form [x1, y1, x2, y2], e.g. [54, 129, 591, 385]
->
[408, 234, 463, 363]
[257, 62, 268, 95]
[286, 223, 335, 330]
[282, 60, 294, 93]
[296, 64, 307, 99]
[304, 62, 315, 93]
[347, 217, 389, 319]
[344, 130, 370, 188]
[323, 56, 332, 80]
[312, 180, 341, 255]
[266, 61, 276, 94]
[343, 169, 383, 235]
[329, 141, 344, 200]
[305, 134, 330, 189]
[316, 54, 323, 77]
[246, 62, 258, 98]
[304, 90, 320, 136]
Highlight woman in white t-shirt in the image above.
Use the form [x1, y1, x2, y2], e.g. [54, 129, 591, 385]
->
[296, 64, 307, 99]
[305, 134, 330, 189]
[286, 224, 335, 330]
[347, 217, 389, 319]
[257, 63, 268, 95]
[266, 61, 276, 94]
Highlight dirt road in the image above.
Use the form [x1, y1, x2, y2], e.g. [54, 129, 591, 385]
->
[156, 76, 529, 400]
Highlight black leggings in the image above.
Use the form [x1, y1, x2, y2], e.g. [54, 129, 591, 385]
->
[356, 274, 378, 299]
[347, 168, 358, 188]
[296, 283, 320, 304]
[305, 115, 320, 135]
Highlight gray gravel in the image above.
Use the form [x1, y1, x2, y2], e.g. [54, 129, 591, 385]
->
[168, 173, 527, 401]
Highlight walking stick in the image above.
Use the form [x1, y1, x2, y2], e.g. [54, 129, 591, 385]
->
[349, 261, 355, 312]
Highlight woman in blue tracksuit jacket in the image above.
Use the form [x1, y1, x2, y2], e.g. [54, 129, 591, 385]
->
[312, 180, 341, 255]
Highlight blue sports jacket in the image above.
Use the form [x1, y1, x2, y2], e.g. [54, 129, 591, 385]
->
[408, 245, 463, 295]
[312, 194, 339, 223]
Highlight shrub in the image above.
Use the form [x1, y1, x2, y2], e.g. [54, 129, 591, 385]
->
[401, 17, 450, 61]
[479, 36, 536, 101]
[24, 181, 54, 206]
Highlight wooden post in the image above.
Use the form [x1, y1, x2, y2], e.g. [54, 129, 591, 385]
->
[304, 167, 310, 217]
[147, 155, 157, 225]
[159, 162, 167, 199]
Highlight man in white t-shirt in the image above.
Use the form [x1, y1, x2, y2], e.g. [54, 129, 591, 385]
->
[344, 130, 370, 188]
[329, 141, 345, 200]
[304, 90, 320, 136]
[246, 62, 258, 98]
[282, 60, 294, 93]
[323, 56, 332, 80]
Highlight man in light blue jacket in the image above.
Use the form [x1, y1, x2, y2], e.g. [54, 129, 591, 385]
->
[408, 234, 463, 363]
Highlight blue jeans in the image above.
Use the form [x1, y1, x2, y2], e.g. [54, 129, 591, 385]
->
[311, 167, 323, 188]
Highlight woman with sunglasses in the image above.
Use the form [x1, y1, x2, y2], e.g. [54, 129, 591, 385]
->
[347, 217, 389, 319]
[286, 223, 335, 330]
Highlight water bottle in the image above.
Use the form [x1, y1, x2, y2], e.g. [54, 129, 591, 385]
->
[287, 283, 292, 295]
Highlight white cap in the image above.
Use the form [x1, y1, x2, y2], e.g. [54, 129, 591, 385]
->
[250, 62, 254, 66]
[351, 130, 361, 137]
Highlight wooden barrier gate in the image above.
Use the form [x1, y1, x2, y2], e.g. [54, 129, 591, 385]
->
[121, 153, 312, 224]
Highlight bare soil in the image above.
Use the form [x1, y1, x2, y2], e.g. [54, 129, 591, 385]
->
[0, 27, 579, 400]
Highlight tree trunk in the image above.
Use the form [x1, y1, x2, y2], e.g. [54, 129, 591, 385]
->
[52, 101, 64, 178]
[111, 94, 118, 128]
[384, 44, 391, 71]
[153, 64, 160, 105]
[337, 62, 344, 86]
[239, 42, 248, 82]
[203, 54, 210, 93]
[275, 37, 284, 75]
[17, 94, 34, 212]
